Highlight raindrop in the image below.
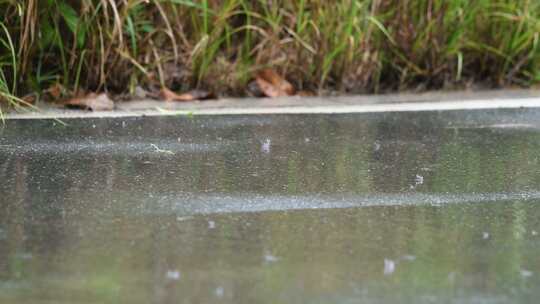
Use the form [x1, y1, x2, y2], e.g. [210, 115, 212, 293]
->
[410, 175, 424, 189]
[176, 216, 192, 222]
[166, 270, 181, 281]
[384, 259, 396, 275]
[261, 138, 271, 154]
[482, 232, 490, 240]
[415, 175, 424, 185]
[215, 286, 225, 298]
[520, 269, 533, 278]
[208, 220, 216, 229]
[401, 255, 416, 262]
[264, 253, 279, 263]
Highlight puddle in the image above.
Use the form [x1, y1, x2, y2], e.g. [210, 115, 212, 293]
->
[1, 109, 540, 303]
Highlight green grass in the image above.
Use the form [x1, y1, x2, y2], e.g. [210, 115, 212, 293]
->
[0, 17, 22, 117]
[1, 0, 540, 106]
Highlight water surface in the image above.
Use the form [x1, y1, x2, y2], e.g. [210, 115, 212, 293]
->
[1, 110, 540, 303]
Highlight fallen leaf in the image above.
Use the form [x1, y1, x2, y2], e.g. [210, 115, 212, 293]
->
[160, 87, 215, 102]
[297, 90, 315, 97]
[255, 69, 295, 97]
[21, 94, 37, 105]
[47, 83, 65, 100]
[64, 93, 114, 111]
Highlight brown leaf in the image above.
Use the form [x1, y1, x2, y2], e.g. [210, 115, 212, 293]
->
[160, 87, 215, 102]
[297, 90, 316, 97]
[21, 94, 37, 105]
[47, 83, 65, 100]
[64, 93, 114, 111]
[255, 69, 295, 97]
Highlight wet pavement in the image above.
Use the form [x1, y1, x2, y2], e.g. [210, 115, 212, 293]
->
[1, 109, 540, 303]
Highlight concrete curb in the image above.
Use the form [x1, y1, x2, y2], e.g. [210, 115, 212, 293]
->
[4, 90, 540, 120]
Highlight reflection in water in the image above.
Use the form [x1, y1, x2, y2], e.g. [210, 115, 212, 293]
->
[1, 111, 540, 303]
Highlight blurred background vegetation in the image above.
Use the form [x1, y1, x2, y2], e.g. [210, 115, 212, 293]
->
[1, 0, 540, 105]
